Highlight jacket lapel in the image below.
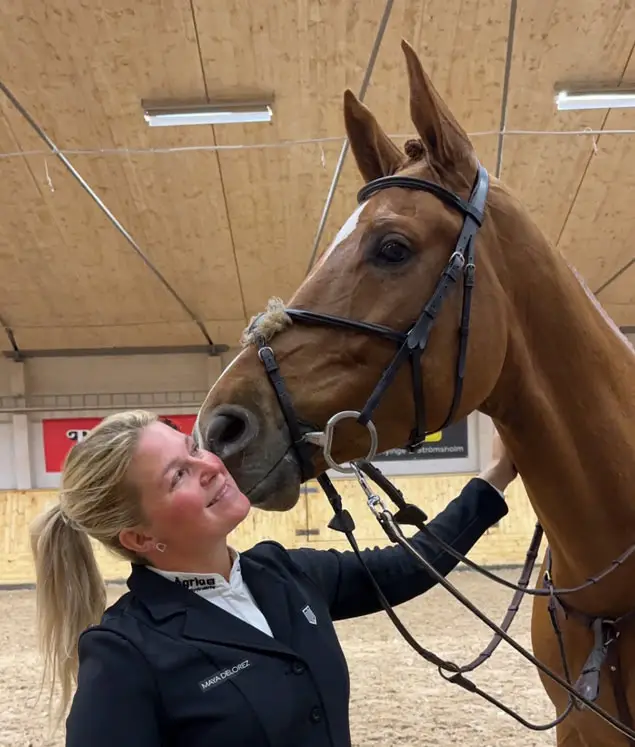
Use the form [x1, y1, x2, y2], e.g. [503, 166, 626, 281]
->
[239, 553, 296, 645]
[127, 561, 297, 657]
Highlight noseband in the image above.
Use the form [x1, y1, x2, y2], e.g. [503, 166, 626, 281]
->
[253, 161, 489, 478]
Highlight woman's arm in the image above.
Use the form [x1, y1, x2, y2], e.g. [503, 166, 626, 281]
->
[287, 438, 517, 621]
[66, 629, 162, 746]
[289, 477, 507, 620]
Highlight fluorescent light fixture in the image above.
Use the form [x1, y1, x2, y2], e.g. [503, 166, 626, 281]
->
[555, 90, 635, 111]
[143, 102, 273, 127]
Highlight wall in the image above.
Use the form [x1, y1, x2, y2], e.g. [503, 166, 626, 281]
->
[0, 352, 222, 490]
[0, 357, 14, 396]
[0, 476, 538, 586]
[0, 348, 496, 489]
[1, 411, 492, 487]
[0, 419, 16, 489]
[24, 353, 211, 396]
[0, 348, 539, 586]
[2, 323, 631, 585]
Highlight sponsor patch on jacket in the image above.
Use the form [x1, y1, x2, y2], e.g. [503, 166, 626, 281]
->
[174, 576, 217, 590]
[199, 659, 252, 692]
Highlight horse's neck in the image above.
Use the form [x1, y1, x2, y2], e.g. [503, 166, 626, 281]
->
[482, 251, 635, 598]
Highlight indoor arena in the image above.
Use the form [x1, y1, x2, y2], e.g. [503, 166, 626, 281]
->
[1, 2, 634, 746]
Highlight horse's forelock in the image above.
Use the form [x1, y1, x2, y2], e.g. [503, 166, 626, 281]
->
[240, 297, 292, 348]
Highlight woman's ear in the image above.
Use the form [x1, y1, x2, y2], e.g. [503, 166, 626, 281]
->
[119, 527, 157, 556]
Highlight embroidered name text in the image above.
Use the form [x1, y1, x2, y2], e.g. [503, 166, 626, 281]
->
[199, 659, 252, 692]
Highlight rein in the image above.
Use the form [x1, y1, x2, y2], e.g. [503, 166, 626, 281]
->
[323, 460, 635, 738]
[248, 160, 635, 742]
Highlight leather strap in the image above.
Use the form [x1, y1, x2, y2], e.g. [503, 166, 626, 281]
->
[607, 642, 635, 747]
[257, 343, 313, 481]
[285, 309, 405, 343]
[358, 174, 485, 225]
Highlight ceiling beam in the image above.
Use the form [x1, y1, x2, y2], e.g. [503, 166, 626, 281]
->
[495, 0, 518, 178]
[1, 344, 228, 361]
[0, 313, 21, 359]
[594, 256, 634, 296]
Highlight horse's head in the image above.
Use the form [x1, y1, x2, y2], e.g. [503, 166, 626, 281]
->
[197, 41, 518, 510]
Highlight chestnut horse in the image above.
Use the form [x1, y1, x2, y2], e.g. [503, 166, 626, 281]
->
[197, 41, 635, 746]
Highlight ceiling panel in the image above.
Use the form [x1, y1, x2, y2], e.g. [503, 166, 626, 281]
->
[500, 0, 635, 244]
[556, 39, 635, 300]
[193, 0, 509, 315]
[0, 0, 241, 347]
[0, 0, 633, 353]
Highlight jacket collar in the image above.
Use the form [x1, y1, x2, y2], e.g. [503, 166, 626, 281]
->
[127, 555, 297, 657]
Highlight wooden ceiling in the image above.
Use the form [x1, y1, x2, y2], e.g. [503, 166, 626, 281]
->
[0, 0, 633, 355]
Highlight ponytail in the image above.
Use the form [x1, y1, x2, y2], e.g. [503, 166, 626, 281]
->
[30, 502, 107, 725]
[28, 409, 157, 728]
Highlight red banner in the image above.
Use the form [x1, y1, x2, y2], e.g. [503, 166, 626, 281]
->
[42, 414, 197, 473]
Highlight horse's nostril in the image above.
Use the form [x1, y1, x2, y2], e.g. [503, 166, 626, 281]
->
[209, 414, 246, 446]
[204, 405, 257, 459]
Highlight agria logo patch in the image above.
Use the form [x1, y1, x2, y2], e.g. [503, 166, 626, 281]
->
[173, 576, 217, 590]
[199, 659, 252, 692]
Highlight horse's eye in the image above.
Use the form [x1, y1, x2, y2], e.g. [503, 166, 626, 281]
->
[373, 235, 413, 266]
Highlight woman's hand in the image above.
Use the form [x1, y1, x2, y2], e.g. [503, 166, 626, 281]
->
[479, 429, 518, 494]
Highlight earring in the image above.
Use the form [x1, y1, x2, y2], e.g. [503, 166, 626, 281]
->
[155, 542, 167, 553]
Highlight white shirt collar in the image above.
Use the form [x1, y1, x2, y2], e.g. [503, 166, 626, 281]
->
[147, 547, 244, 596]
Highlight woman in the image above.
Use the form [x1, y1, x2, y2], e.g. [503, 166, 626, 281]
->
[30, 409, 517, 747]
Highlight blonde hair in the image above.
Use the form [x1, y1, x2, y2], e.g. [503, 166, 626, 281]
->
[29, 409, 159, 726]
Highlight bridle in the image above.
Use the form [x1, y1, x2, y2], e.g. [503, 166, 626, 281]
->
[249, 160, 635, 743]
[255, 162, 488, 482]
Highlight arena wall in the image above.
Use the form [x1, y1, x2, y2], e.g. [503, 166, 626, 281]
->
[0, 476, 538, 586]
[0, 350, 541, 586]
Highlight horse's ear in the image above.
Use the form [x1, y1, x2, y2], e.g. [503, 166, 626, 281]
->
[343, 89, 406, 182]
[401, 39, 476, 172]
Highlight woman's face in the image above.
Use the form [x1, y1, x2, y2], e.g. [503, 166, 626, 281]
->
[123, 421, 251, 561]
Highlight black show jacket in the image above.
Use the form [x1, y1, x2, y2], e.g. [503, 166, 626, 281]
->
[65, 478, 507, 747]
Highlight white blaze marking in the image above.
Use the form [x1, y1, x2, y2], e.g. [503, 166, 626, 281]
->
[213, 348, 246, 385]
[567, 262, 634, 355]
[194, 200, 369, 444]
[321, 201, 368, 261]
[193, 350, 248, 444]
